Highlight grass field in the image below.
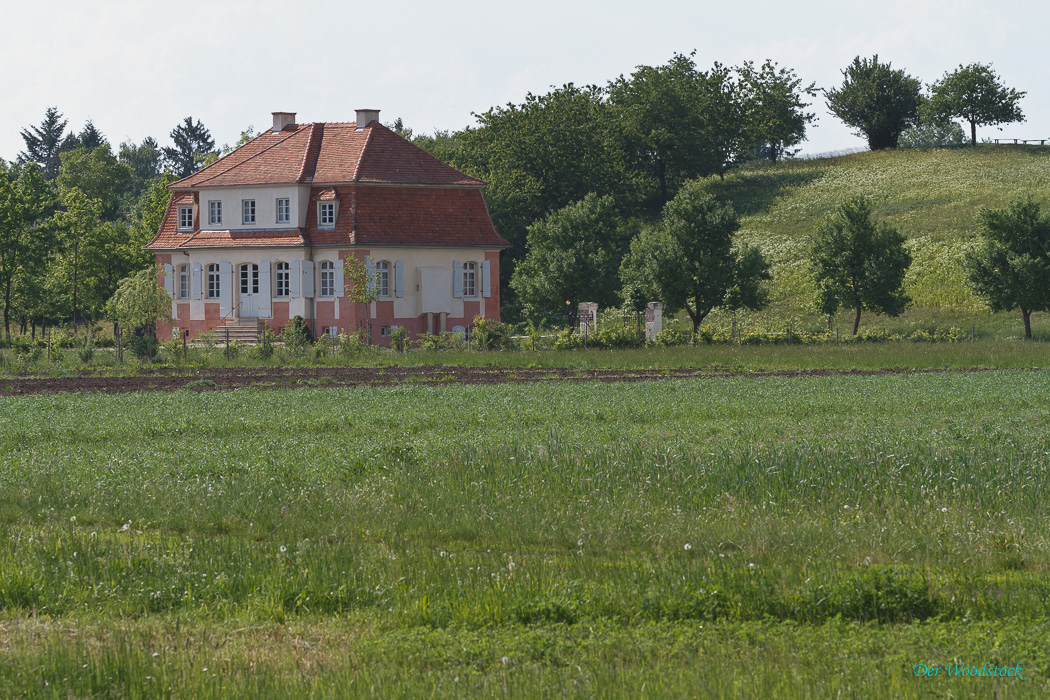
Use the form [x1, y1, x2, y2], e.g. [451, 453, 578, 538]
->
[1, 370, 1049, 697]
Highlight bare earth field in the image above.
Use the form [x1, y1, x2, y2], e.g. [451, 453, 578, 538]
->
[0, 364, 1002, 395]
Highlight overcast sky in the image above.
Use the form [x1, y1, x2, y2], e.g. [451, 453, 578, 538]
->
[3, 0, 1046, 162]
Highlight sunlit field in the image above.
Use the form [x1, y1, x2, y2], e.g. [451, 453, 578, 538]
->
[1, 371, 1049, 697]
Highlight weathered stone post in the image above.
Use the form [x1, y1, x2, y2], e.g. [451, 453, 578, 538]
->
[645, 302, 663, 341]
[578, 302, 598, 336]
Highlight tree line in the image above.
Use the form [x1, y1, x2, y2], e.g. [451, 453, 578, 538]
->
[403, 54, 1027, 328]
[0, 110, 224, 337]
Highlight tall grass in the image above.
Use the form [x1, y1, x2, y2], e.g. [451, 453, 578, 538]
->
[0, 373, 1049, 694]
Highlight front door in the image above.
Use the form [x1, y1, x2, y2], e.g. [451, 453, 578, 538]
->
[239, 264, 259, 317]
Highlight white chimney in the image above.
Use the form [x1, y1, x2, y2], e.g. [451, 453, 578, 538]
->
[355, 109, 380, 130]
[271, 112, 296, 133]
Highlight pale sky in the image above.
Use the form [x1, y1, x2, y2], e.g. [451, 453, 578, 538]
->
[3, 0, 1046, 162]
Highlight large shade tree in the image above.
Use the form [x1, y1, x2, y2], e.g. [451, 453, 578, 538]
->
[163, 117, 217, 178]
[963, 196, 1050, 340]
[924, 63, 1025, 147]
[511, 193, 630, 328]
[0, 162, 56, 336]
[825, 55, 922, 150]
[737, 59, 817, 163]
[620, 182, 770, 334]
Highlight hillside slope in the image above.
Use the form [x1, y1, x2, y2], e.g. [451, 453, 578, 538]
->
[695, 146, 1050, 333]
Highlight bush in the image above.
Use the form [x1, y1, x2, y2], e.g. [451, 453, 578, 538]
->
[126, 334, 160, 360]
[649, 329, 688, 347]
[337, 330, 371, 357]
[252, 325, 277, 360]
[471, 316, 510, 350]
[389, 325, 408, 353]
[282, 316, 312, 355]
[415, 331, 461, 352]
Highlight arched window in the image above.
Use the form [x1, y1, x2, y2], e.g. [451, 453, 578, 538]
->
[375, 260, 390, 297]
[462, 261, 476, 297]
[320, 261, 335, 297]
[206, 264, 221, 299]
[275, 262, 290, 297]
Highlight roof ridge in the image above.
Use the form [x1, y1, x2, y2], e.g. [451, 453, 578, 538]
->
[297, 123, 324, 183]
[176, 125, 310, 188]
[351, 124, 375, 182]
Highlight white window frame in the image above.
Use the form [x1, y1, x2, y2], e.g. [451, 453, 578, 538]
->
[178, 264, 190, 300]
[375, 260, 390, 297]
[319, 201, 336, 228]
[178, 206, 194, 230]
[463, 261, 477, 297]
[242, 199, 256, 225]
[276, 198, 290, 224]
[275, 261, 290, 298]
[208, 200, 222, 226]
[320, 260, 335, 297]
[206, 264, 221, 299]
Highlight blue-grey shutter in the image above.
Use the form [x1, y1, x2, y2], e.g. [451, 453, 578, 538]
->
[481, 259, 491, 298]
[290, 260, 301, 297]
[365, 258, 376, 296]
[162, 264, 174, 295]
[258, 260, 272, 317]
[219, 262, 233, 317]
[191, 263, 202, 300]
[301, 260, 314, 298]
[394, 259, 404, 298]
[452, 260, 462, 298]
[335, 259, 345, 297]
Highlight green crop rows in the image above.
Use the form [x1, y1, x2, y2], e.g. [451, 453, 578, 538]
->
[1, 372, 1049, 697]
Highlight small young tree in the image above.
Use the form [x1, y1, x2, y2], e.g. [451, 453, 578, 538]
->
[809, 197, 912, 335]
[620, 181, 770, 334]
[825, 55, 922, 150]
[963, 196, 1050, 340]
[924, 63, 1025, 147]
[106, 267, 173, 334]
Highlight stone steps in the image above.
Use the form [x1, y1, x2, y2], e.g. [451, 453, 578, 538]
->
[217, 319, 264, 344]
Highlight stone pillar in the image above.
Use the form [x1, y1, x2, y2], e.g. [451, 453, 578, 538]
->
[578, 302, 598, 335]
[645, 302, 663, 341]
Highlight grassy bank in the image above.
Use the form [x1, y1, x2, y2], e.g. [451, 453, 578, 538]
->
[1, 372, 1049, 696]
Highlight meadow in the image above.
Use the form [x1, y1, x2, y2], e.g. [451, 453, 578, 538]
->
[1, 370, 1049, 697]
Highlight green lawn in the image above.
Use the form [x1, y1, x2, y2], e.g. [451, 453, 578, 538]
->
[1, 371, 1049, 696]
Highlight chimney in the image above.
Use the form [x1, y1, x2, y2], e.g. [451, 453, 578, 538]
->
[355, 108, 380, 130]
[271, 112, 296, 133]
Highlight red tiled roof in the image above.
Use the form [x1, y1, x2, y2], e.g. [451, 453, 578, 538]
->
[170, 121, 484, 188]
[146, 192, 196, 249]
[308, 186, 507, 248]
[175, 228, 310, 248]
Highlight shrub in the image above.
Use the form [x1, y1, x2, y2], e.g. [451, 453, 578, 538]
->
[471, 316, 510, 350]
[389, 325, 408, 353]
[282, 316, 312, 355]
[126, 334, 160, 360]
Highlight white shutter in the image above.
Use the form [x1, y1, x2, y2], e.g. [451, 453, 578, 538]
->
[482, 259, 491, 298]
[302, 260, 314, 298]
[335, 259, 345, 298]
[191, 263, 202, 300]
[452, 259, 462, 298]
[258, 260, 272, 317]
[395, 259, 404, 298]
[290, 260, 301, 297]
[162, 264, 174, 295]
[219, 262, 233, 317]
[365, 258, 376, 296]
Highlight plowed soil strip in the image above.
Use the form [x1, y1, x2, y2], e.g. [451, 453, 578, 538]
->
[0, 365, 1007, 396]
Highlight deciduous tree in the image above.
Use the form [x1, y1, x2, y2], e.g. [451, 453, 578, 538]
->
[0, 162, 57, 336]
[963, 196, 1050, 340]
[620, 182, 770, 334]
[511, 193, 630, 327]
[924, 63, 1025, 147]
[737, 60, 817, 163]
[809, 197, 912, 335]
[825, 55, 922, 150]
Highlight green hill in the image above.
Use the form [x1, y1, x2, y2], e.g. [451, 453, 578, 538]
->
[692, 145, 1050, 337]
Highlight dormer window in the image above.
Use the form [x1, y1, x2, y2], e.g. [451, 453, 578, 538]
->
[178, 206, 193, 230]
[242, 199, 256, 225]
[276, 198, 290, 224]
[209, 200, 222, 226]
[319, 202, 336, 228]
